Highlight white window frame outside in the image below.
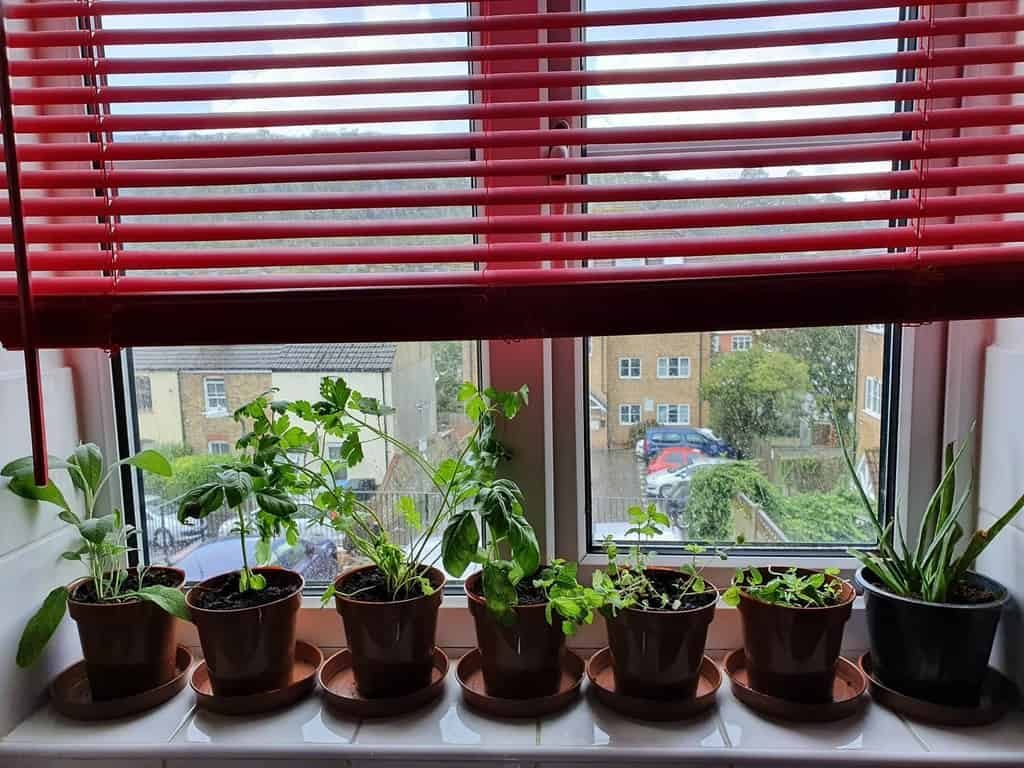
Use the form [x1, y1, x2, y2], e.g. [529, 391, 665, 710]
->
[207, 440, 231, 455]
[732, 335, 753, 351]
[866, 324, 886, 334]
[656, 403, 691, 425]
[865, 376, 883, 419]
[656, 356, 691, 379]
[618, 357, 641, 379]
[203, 377, 228, 416]
[618, 403, 641, 425]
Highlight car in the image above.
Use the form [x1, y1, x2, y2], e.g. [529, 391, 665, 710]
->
[646, 445, 704, 476]
[663, 458, 737, 525]
[645, 465, 693, 497]
[644, 426, 738, 460]
[145, 495, 207, 551]
[173, 536, 338, 583]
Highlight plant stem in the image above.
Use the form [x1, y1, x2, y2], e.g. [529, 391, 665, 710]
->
[237, 507, 251, 586]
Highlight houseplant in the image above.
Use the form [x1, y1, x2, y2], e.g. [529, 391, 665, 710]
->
[445, 383, 601, 699]
[3, 444, 189, 700]
[723, 565, 854, 703]
[591, 503, 723, 700]
[177, 402, 304, 697]
[839, 426, 1024, 705]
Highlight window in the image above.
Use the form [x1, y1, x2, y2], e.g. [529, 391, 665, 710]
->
[657, 404, 691, 425]
[203, 378, 228, 416]
[619, 404, 642, 425]
[864, 376, 883, 419]
[327, 445, 343, 461]
[657, 357, 691, 379]
[135, 376, 152, 412]
[711, 336, 721, 354]
[618, 358, 641, 379]
[732, 336, 753, 352]
[208, 441, 231, 456]
[866, 324, 886, 334]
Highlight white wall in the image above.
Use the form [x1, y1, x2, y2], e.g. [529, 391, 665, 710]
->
[0, 350, 87, 736]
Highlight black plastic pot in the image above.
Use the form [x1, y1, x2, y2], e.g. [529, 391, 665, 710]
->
[857, 567, 1009, 706]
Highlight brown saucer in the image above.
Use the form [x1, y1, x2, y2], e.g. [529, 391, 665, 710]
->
[859, 653, 1018, 727]
[191, 640, 322, 715]
[456, 648, 583, 718]
[50, 646, 193, 721]
[725, 648, 866, 722]
[319, 647, 448, 718]
[586, 647, 721, 721]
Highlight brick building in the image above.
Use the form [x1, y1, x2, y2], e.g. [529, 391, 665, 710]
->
[854, 325, 887, 495]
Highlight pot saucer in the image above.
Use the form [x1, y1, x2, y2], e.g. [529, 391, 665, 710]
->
[319, 647, 448, 718]
[50, 646, 193, 721]
[191, 640, 322, 715]
[724, 648, 866, 722]
[859, 653, 1018, 726]
[456, 648, 583, 718]
[586, 647, 721, 720]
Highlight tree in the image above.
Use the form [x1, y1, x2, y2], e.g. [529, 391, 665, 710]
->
[759, 326, 857, 426]
[432, 341, 464, 418]
[700, 347, 809, 457]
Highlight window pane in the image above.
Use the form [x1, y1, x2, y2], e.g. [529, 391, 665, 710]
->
[588, 326, 891, 547]
[133, 340, 479, 583]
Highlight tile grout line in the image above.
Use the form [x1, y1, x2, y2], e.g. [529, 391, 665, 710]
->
[896, 712, 933, 753]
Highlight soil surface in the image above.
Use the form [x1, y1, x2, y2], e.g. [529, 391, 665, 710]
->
[946, 580, 998, 605]
[634, 569, 717, 612]
[71, 568, 182, 604]
[340, 566, 436, 602]
[191, 570, 299, 610]
[469, 572, 548, 606]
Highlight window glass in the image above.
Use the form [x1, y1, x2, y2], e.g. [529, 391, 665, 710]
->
[618, 357, 642, 378]
[588, 326, 892, 547]
[135, 376, 153, 411]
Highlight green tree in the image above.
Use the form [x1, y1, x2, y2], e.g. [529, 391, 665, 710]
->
[688, 461, 779, 540]
[432, 341, 464, 418]
[700, 347, 809, 457]
[759, 326, 857, 426]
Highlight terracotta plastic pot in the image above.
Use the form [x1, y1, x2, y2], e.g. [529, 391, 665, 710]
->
[465, 571, 565, 699]
[67, 566, 185, 701]
[334, 564, 445, 699]
[187, 567, 303, 697]
[857, 567, 1008, 706]
[736, 567, 855, 704]
[605, 568, 718, 700]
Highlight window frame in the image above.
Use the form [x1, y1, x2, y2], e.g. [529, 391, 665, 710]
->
[656, 356, 691, 379]
[618, 403, 641, 425]
[207, 440, 231, 456]
[732, 335, 753, 351]
[656, 403, 691, 425]
[617, 357, 641, 379]
[864, 375, 883, 419]
[203, 377, 229, 416]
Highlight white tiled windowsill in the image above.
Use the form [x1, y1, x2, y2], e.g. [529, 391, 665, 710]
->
[3, 647, 1023, 768]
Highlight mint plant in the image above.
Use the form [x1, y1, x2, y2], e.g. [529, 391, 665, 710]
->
[3, 444, 189, 667]
[531, 560, 602, 636]
[723, 566, 844, 608]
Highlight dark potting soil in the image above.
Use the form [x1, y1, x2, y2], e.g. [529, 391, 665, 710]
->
[637, 569, 717, 612]
[191, 571, 299, 610]
[469, 572, 548, 606]
[341, 567, 435, 602]
[71, 568, 182, 604]
[946, 580, 998, 605]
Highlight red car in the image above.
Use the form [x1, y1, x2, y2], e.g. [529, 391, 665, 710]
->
[646, 446, 704, 475]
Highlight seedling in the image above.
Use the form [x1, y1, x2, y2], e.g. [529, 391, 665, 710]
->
[532, 559, 603, 636]
[723, 566, 844, 608]
[3, 444, 188, 667]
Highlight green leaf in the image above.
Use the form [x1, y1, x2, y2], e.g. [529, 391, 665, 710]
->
[136, 586, 191, 622]
[398, 496, 422, 532]
[457, 382, 478, 402]
[217, 469, 254, 508]
[124, 449, 172, 478]
[78, 513, 116, 545]
[285, 523, 299, 547]
[507, 514, 540, 581]
[255, 538, 272, 566]
[249, 571, 267, 590]
[482, 561, 518, 622]
[178, 483, 225, 521]
[7, 475, 71, 512]
[320, 582, 337, 607]
[17, 587, 68, 668]
[256, 488, 297, 518]
[1, 455, 72, 479]
[723, 586, 742, 607]
[442, 511, 479, 578]
[68, 444, 104, 494]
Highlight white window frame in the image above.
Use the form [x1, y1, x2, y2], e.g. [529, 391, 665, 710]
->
[618, 403, 641, 425]
[203, 377, 228, 416]
[656, 356, 691, 379]
[732, 334, 753, 351]
[656, 403, 691, 425]
[618, 357, 641, 379]
[866, 323, 886, 334]
[864, 376, 883, 419]
[207, 440, 231, 455]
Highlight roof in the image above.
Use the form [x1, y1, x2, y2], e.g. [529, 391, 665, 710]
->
[133, 343, 398, 373]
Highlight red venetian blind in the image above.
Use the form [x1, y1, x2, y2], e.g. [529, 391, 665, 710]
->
[0, 0, 1023, 478]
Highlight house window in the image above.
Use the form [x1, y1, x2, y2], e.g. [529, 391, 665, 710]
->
[208, 441, 231, 455]
[656, 404, 691, 425]
[327, 445, 343, 461]
[135, 376, 153, 411]
[619, 404, 641, 425]
[864, 376, 883, 418]
[203, 378, 228, 415]
[711, 336, 720, 353]
[732, 335, 753, 351]
[618, 357, 641, 379]
[866, 324, 886, 334]
[656, 357, 691, 379]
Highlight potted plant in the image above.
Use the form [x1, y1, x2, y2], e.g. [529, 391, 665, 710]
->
[723, 565, 854, 703]
[839, 427, 1024, 706]
[591, 503, 723, 700]
[178, 399, 304, 697]
[3, 444, 189, 700]
[441, 383, 600, 699]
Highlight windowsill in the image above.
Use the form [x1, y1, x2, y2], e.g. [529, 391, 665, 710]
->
[4, 605, 1022, 766]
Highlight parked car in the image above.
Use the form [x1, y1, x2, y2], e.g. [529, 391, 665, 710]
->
[645, 465, 693, 497]
[173, 536, 338, 583]
[646, 445, 704, 476]
[644, 426, 737, 460]
[664, 458, 737, 525]
[145, 495, 207, 550]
